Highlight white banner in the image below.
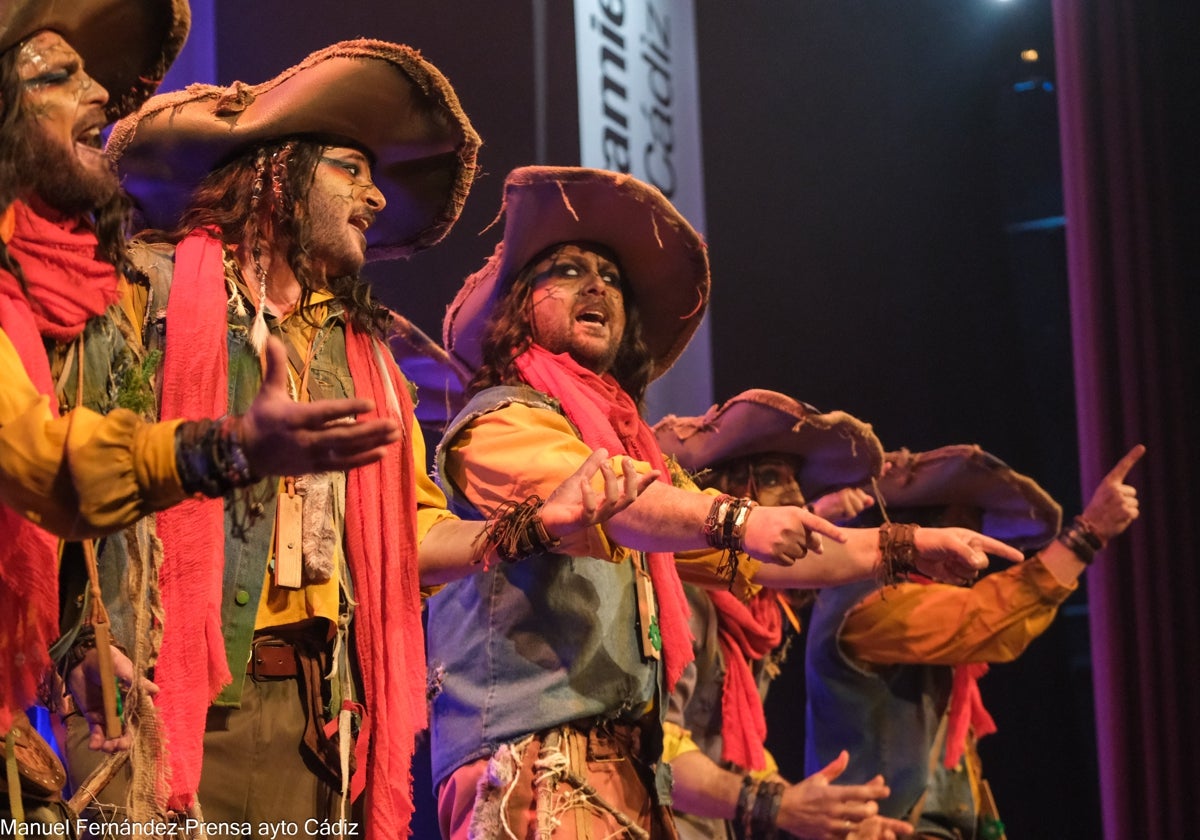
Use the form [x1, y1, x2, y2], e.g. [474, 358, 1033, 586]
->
[574, 0, 713, 422]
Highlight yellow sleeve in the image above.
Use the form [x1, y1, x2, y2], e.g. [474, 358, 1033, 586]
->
[841, 557, 1078, 666]
[413, 415, 455, 599]
[662, 720, 701, 763]
[412, 416, 456, 542]
[757, 748, 780, 780]
[0, 329, 186, 539]
[443, 401, 649, 562]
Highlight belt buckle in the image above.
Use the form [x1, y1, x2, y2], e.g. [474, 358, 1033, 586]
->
[248, 639, 293, 680]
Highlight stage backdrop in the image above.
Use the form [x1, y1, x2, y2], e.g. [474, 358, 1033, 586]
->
[574, 0, 713, 421]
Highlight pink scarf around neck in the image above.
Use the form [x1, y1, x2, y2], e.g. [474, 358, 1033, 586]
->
[514, 344, 694, 691]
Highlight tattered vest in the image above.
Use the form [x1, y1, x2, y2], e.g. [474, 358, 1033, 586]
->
[427, 385, 661, 788]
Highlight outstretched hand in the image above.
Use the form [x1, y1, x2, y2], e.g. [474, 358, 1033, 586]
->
[777, 750, 913, 840]
[239, 337, 401, 477]
[540, 448, 659, 553]
[66, 647, 158, 754]
[1080, 444, 1144, 543]
[912, 527, 1023, 584]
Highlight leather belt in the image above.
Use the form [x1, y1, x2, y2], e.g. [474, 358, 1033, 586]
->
[247, 639, 299, 679]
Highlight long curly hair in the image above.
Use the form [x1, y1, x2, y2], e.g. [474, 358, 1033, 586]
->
[469, 242, 654, 406]
[141, 137, 388, 336]
[0, 43, 133, 285]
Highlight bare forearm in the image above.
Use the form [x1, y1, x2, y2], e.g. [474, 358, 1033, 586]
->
[602, 481, 713, 552]
[1037, 538, 1088, 586]
[670, 751, 741, 820]
[750, 528, 880, 588]
[418, 518, 492, 585]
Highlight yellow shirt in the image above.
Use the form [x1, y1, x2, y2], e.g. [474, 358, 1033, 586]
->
[0, 324, 184, 541]
[662, 720, 780, 778]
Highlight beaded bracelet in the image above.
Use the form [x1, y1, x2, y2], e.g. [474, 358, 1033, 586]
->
[735, 776, 782, 839]
[61, 624, 127, 672]
[878, 522, 920, 585]
[752, 780, 783, 838]
[1057, 516, 1102, 564]
[703, 494, 758, 589]
[734, 775, 757, 830]
[64, 624, 97, 673]
[1073, 515, 1105, 550]
[480, 495, 562, 566]
[175, 416, 258, 498]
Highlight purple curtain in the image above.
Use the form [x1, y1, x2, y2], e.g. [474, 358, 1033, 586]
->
[1053, 1, 1200, 836]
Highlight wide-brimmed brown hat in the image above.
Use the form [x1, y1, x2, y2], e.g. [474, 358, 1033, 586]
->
[876, 444, 1062, 549]
[653, 389, 885, 501]
[442, 166, 709, 380]
[106, 38, 480, 261]
[1, 0, 190, 121]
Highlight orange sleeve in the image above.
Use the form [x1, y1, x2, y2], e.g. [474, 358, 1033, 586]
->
[841, 558, 1078, 666]
[0, 329, 186, 538]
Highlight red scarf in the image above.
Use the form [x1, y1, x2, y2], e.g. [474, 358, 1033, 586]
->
[708, 589, 783, 771]
[943, 662, 997, 769]
[154, 230, 234, 810]
[0, 201, 117, 734]
[514, 344, 694, 691]
[3, 200, 120, 342]
[905, 575, 997, 769]
[343, 329, 423, 838]
[154, 230, 423, 839]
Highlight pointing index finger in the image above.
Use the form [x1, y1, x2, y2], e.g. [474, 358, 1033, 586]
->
[1106, 444, 1146, 483]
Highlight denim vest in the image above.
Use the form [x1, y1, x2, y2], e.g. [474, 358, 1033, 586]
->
[427, 386, 661, 788]
[916, 754, 980, 839]
[804, 580, 952, 819]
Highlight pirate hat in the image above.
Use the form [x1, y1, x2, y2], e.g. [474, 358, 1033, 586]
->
[876, 444, 1062, 549]
[442, 166, 709, 380]
[107, 38, 480, 260]
[654, 389, 884, 501]
[1, 0, 190, 121]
